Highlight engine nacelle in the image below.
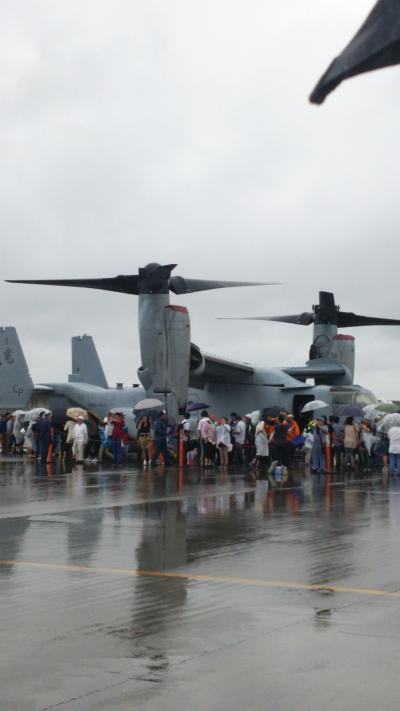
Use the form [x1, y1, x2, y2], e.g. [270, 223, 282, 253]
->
[138, 296, 191, 418]
[190, 342, 205, 376]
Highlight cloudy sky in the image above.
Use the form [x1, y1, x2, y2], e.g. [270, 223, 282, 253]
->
[1, 0, 400, 399]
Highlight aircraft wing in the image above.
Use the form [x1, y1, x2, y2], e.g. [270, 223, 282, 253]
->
[190, 351, 255, 385]
[283, 363, 346, 382]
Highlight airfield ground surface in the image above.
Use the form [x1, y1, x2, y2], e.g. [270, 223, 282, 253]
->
[1, 458, 400, 710]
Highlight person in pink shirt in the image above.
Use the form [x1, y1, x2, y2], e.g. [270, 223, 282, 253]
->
[197, 410, 216, 467]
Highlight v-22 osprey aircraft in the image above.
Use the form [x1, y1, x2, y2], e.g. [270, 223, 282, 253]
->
[5, 263, 400, 425]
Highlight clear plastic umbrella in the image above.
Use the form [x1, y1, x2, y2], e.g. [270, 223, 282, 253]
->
[301, 400, 329, 414]
[24, 408, 51, 421]
[363, 404, 385, 419]
[377, 413, 400, 432]
[133, 398, 165, 410]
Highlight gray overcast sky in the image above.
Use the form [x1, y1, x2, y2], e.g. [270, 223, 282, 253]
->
[1, 0, 400, 398]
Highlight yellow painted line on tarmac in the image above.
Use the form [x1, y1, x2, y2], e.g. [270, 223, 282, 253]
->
[1, 558, 400, 599]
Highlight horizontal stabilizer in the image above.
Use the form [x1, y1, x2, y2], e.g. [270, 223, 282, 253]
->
[0, 328, 33, 409]
[69, 335, 108, 388]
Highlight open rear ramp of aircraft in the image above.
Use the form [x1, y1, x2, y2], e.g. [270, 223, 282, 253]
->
[0, 327, 33, 410]
[69, 335, 108, 388]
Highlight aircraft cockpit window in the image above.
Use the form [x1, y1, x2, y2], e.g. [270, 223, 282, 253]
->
[331, 392, 355, 407]
[355, 392, 378, 408]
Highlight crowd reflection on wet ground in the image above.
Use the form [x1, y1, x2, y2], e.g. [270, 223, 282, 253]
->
[1, 458, 400, 710]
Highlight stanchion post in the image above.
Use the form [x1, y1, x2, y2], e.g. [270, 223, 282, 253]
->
[178, 430, 184, 468]
[325, 433, 331, 474]
[47, 442, 54, 464]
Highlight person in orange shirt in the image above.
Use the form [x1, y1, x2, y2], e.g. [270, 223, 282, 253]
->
[287, 415, 300, 441]
[287, 414, 300, 464]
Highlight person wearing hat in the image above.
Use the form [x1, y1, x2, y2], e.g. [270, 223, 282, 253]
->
[73, 416, 88, 464]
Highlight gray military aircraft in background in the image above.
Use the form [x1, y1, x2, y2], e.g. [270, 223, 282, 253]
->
[0, 329, 145, 434]
[5, 264, 400, 427]
[6, 263, 278, 422]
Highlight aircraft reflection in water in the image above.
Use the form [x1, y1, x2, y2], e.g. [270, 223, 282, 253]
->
[4, 263, 400, 423]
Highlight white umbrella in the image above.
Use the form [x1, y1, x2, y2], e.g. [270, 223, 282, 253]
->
[133, 398, 165, 411]
[377, 413, 400, 432]
[301, 400, 329, 414]
[66, 407, 88, 421]
[24, 408, 51, 421]
[362, 404, 385, 419]
[246, 410, 260, 426]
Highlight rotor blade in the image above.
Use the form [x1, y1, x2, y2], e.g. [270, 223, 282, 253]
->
[169, 277, 280, 294]
[337, 311, 400, 328]
[317, 291, 338, 323]
[217, 313, 314, 325]
[6, 275, 140, 295]
[310, 0, 400, 104]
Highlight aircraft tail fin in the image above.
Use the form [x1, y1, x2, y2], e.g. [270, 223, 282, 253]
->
[0, 327, 34, 410]
[69, 335, 108, 388]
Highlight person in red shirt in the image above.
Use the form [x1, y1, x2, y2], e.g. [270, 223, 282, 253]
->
[111, 413, 125, 465]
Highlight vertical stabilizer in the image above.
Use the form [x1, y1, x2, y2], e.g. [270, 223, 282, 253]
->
[69, 335, 108, 388]
[0, 327, 33, 409]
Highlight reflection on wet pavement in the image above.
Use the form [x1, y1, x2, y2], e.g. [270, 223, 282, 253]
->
[1, 458, 400, 710]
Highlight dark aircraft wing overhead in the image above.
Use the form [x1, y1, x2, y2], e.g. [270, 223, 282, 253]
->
[6, 275, 140, 295]
[337, 311, 400, 328]
[218, 313, 314, 325]
[310, 0, 400, 104]
[170, 277, 280, 294]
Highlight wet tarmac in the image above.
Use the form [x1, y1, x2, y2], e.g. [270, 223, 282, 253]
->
[1, 458, 400, 710]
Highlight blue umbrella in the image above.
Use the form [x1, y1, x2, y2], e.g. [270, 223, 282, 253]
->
[187, 402, 210, 412]
[336, 404, 363, 417]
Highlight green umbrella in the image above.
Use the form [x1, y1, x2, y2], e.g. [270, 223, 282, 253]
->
[375, 402, 398, 413]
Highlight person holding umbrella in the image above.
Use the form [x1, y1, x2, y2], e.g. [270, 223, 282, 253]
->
[388, 423, 400, 477]
[37, 412, 54, 464]
[73, 415, 88, 464]
[311, 417, 328, 474]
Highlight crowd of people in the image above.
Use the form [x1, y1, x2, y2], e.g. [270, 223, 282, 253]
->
[1, 406, 399, 477]
[0, 410, 130, 466]
[173, 409, 398, 479]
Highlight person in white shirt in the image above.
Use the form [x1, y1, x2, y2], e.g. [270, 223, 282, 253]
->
[232, 415, 245, 464]
[254, 421, 269, 477]
[215, 417, 232, 467]
[180, 413, 192, 442]
[73, 416, 88, 464]
[388, 426, 400, 476]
